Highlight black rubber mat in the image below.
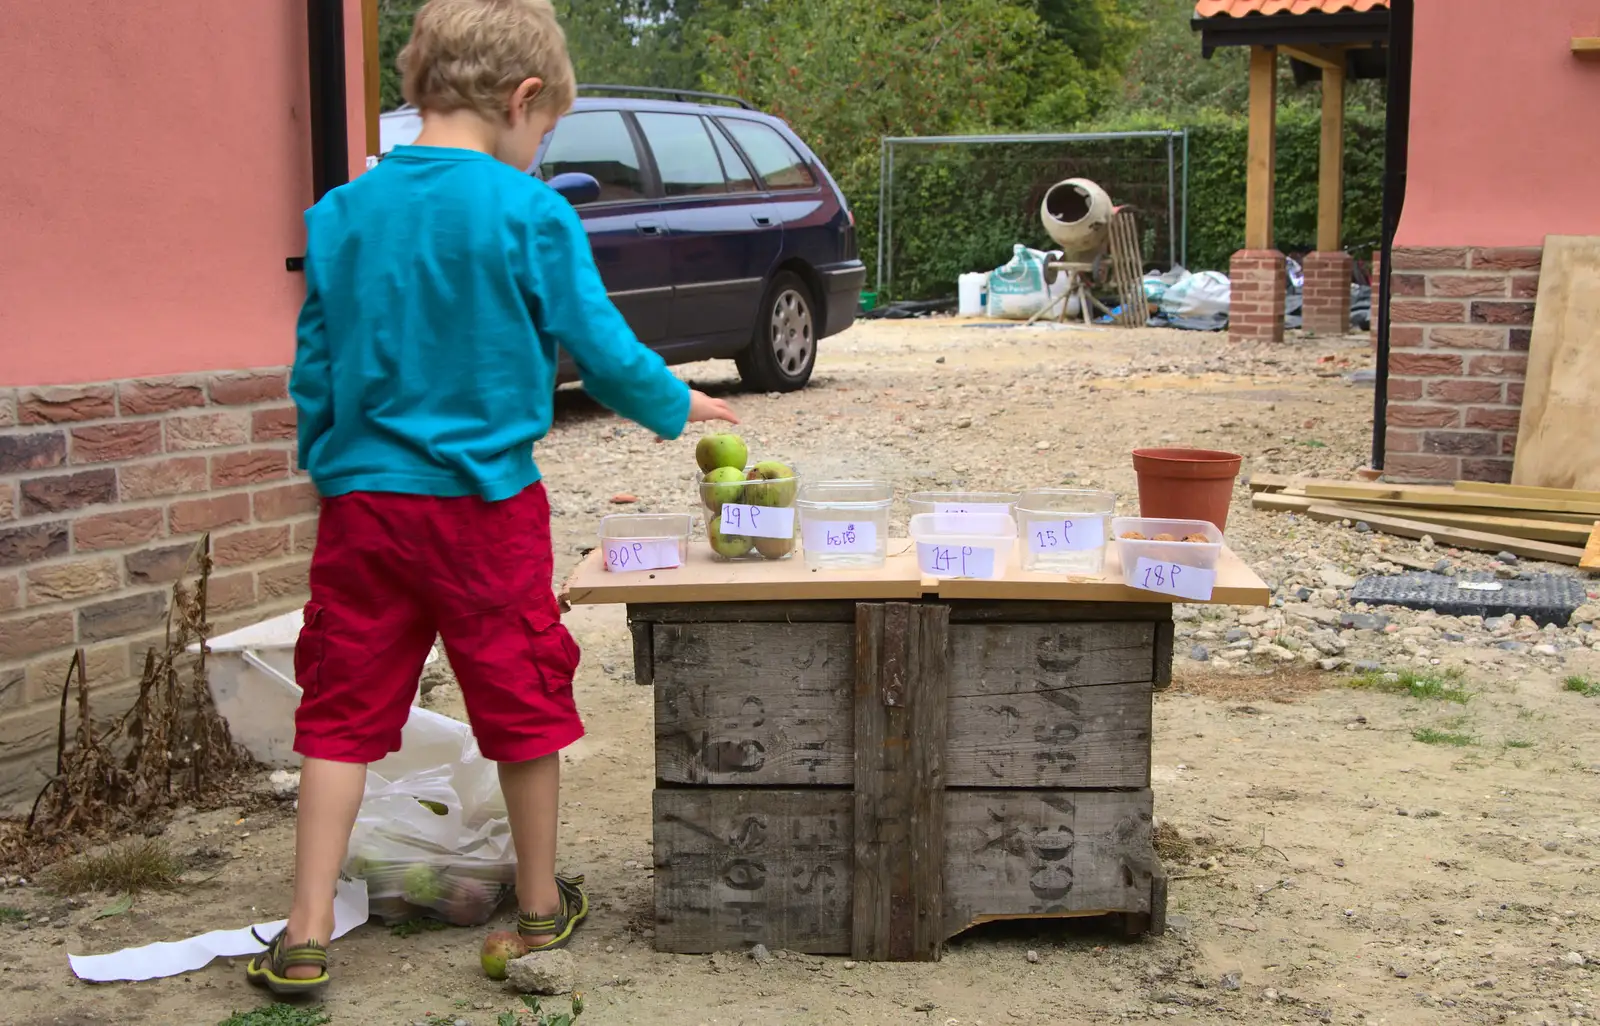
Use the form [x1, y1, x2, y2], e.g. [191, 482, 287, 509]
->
[1349, 572, 1586, 627]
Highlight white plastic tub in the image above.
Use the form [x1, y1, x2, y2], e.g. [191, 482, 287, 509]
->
[907, 491, 1019, 519]
[598, 513, 691, 573]
[1015, 489, 1116, 575]
[196, 609, 437, 768]
[909, 512, 1016, 580]
[695, 461, 800, 562]
[1111, 517, 1224, 601]
[796, 481, 893, 569]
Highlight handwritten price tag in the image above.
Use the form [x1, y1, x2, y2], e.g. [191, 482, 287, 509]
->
[720, 503, 795, 540]
[602, 538, 681, 573]
[917, 542, 997, 579]
[801, 519, 878, 554]
[1027, 516, 1104, 554]
[1132, 557, 1216, 601]
[933, 501, 1011, 516]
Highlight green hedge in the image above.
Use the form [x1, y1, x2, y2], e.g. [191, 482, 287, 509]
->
[854, 106, 1386, 300]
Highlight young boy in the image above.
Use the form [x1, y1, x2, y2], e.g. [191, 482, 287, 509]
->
[246, 0, 737, 994]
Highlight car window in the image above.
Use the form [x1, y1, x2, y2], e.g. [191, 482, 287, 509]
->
[635, 112, 729, 198]
[719, 119, 817, 191]
[537, 110, 646, 203]
[708, 122, 757, 193]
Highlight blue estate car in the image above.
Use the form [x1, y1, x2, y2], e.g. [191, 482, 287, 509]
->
[380, 86, 866, 392]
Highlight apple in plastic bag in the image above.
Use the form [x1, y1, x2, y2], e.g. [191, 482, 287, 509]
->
[439, 877, 500, 926]
[401, 863, 444, 905]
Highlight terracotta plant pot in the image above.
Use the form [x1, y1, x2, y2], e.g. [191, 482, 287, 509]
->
[1131, 448, 1243, 532]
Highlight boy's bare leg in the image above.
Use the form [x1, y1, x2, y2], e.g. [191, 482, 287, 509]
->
[499, 753, 563, 944]
[283, 757, 366, 978]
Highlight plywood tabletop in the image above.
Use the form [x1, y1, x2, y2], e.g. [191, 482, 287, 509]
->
[561, 539, 1271, 607]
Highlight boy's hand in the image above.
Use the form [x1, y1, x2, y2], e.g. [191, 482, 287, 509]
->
[687, 390, 739, 425]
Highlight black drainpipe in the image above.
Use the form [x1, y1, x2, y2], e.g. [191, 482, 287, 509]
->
[307, 0, 350, 203]
[1371, 0, 1413, 471]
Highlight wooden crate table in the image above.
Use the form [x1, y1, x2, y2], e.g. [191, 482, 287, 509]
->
[562, 541, 1270, 961]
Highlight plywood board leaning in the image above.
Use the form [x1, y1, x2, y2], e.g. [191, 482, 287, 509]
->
[1513, 236, 1600, 490]
[1453, 481, 1600, 505]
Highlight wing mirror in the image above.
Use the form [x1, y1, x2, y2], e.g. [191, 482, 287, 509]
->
[546, 172, 601, 206]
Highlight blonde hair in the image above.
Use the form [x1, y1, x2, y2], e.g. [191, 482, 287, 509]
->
[399, 0, 576, 120]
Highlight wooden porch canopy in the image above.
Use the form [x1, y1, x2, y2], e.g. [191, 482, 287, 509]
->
[1193, 0, 1391, 254]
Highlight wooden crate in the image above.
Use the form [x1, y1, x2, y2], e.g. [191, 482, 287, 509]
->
[637, 599, 1171, 961]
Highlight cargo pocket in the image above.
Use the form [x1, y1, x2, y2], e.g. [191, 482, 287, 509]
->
[294, 602, 326, 697]
[522, 608, 581, 694]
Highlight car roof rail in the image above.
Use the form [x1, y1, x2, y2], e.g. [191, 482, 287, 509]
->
[576, 83, 754, 110]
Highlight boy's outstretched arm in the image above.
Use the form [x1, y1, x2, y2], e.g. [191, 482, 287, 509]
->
[521, 200, 736, 437]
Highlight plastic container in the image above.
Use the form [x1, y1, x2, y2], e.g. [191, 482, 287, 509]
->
[907, 491, 1019, 520]
[1131, 448, 1242, 531]
[597, 513, 691, 573]
[695, 461, 801, 562]
[796, 480, 893, 569]
[958, 272, 989, 317]
[909, 512, 1016, 580]
[1111, 517, 1224, 599]
[1015, 489, 1116, 574]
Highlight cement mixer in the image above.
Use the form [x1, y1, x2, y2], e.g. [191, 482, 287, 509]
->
[1040, 178, 1113, 262]
[1029, 177, 1146, 327]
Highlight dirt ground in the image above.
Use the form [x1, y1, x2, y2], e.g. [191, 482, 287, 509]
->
[4, 319, 1599, 1026]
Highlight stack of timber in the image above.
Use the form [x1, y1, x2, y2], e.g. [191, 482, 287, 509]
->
[1249, 476, 1600, 570]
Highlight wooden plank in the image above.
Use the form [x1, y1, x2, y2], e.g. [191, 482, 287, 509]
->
[652, 789, 852, 954]
[628, 619, 653, 687]
[627, 601, 859, 624]
[1302, 482, 1600, 516]
[1573, 37, 1600, 56]
[1453, 481, 1600, 504]
[361, 0, 380, 159]
[944, 600, 1173, 624]
[1301, 505, 1585, 565]
[1317, 61, 1345, 253]
[949, 622, 1157, 695]
[935, 545, 1271, 607]
[1513, 236, 1600, 490]
[1583, 524, 1600, 571]
[945, 681, 1151, 789]
[942, 789, 1159, 939]
[1245, 45, 1278, 250]
[1259, 493, 1596, 542]
[653, 623, 854, 786]
[851, 603, 950, 961]
[1280, 491, 1600, 525]
[1246, 472, 1296, 493]
[1283, 43, 1345, 71]
[1153, 618, 1174, 692]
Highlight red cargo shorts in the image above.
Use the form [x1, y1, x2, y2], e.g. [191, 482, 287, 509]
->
[292, 482, 583, 764]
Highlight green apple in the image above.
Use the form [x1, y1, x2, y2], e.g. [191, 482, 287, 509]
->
[699, 465, 747, 512]
[708, 519, 754, 558]
[480, 929, 528, 980]
[744, 461, 797, 507]
[753, 535, 795, 560]
[401, 863, 444, 905]
[695, 433, 748, 473]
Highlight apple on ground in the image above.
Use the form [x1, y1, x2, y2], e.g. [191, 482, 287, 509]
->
[695, 433, 748, 473]
[708, 519, 754, 558]
[744, 461, 796, 507]
[699, 465, 746, 512]
[480, 930, 528, 980]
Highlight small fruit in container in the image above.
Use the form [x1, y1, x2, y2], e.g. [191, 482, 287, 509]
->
[743, 460, 797, 506]
[707, 519, 754, 558]
[481, 929, 529, 980]
[699, 465, 747, 512]
[695, 433, 748, 473]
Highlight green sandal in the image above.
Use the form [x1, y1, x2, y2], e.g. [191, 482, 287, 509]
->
[246, 927, 330, 996]
[517, 875, 589, 952]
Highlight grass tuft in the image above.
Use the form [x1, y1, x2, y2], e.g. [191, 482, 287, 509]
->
[1563, 676, 1600, 697]
[217, 1005, 331, 1026]
[46, 838, 181, 895]
[1351, 667, 1470, 704]
[1412, 728, 1476, 747]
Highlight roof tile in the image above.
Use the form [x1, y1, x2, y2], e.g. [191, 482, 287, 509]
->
[1195, 0, 1390, 17]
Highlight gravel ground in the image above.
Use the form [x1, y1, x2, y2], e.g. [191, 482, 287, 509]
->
[4, 318, 1599, 1026]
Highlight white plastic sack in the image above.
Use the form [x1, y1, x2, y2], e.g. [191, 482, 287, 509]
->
[1160, 270, 1232, 331]
[343, 707, 517, 926]
[985, 244, 1068, 320]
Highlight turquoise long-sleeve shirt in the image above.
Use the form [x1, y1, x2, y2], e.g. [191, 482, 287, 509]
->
[291, 145, 692, 501]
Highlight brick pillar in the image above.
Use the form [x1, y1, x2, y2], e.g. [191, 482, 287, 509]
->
[1370, 252, 1382, 352]
[1302, 251, 1353, 335]
[1228, 249, 1285, 344]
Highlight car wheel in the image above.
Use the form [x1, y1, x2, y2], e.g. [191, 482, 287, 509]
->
[736, 271, 816, 392]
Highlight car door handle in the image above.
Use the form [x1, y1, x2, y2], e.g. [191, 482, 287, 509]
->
[636, 220, 663, 236]
[752, 215, 775, 227]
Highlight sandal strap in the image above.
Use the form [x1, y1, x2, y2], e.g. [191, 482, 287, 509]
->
[252, 928, 329, 972]
[518, 885, 578, 934]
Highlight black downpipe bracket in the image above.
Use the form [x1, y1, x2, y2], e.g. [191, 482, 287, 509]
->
[1371, 0, 1414, 471]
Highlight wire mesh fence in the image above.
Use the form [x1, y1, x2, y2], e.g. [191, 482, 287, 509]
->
[868, 131, 1188, 302]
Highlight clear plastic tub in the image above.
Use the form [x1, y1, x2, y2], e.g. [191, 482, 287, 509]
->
[796, 480, 893, 569]
[1111, 517, 1224, 599]
[907, 490, 1019, 519]
[695, 461, 800, 562]
[1015, 489, 1117, 575]
[597, 513, 692, 573]
[909, 512, 1016, 580]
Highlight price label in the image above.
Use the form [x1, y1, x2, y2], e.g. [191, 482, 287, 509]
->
[917, 542, 997, 579]
[801, 519, 878, 554]
[1132, 557, 1216, 601]
[933, 502, 1011, 516]
[1027, 516, 1104, 554]
[602, 538, 681, 573]
[720, 503, 796, 540]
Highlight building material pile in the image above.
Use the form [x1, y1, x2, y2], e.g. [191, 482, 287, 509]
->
[1249, 476, 1600, 569]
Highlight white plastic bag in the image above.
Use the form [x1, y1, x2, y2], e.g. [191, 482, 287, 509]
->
[1160, 270, 1232, 331]
[343, 707, 517, 926]
[985, 244, 1067, 320]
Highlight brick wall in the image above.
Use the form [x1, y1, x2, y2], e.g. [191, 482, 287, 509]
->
[1302, 251, 1354, 336]
[1228, 249, 1287, 344]
[1383, 246, 1540, 483]
[0, 368, 312, 808]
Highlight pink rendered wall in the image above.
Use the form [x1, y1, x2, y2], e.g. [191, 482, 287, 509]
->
[0, 1, 371, 387]
[1397, 0, 1600, 247]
